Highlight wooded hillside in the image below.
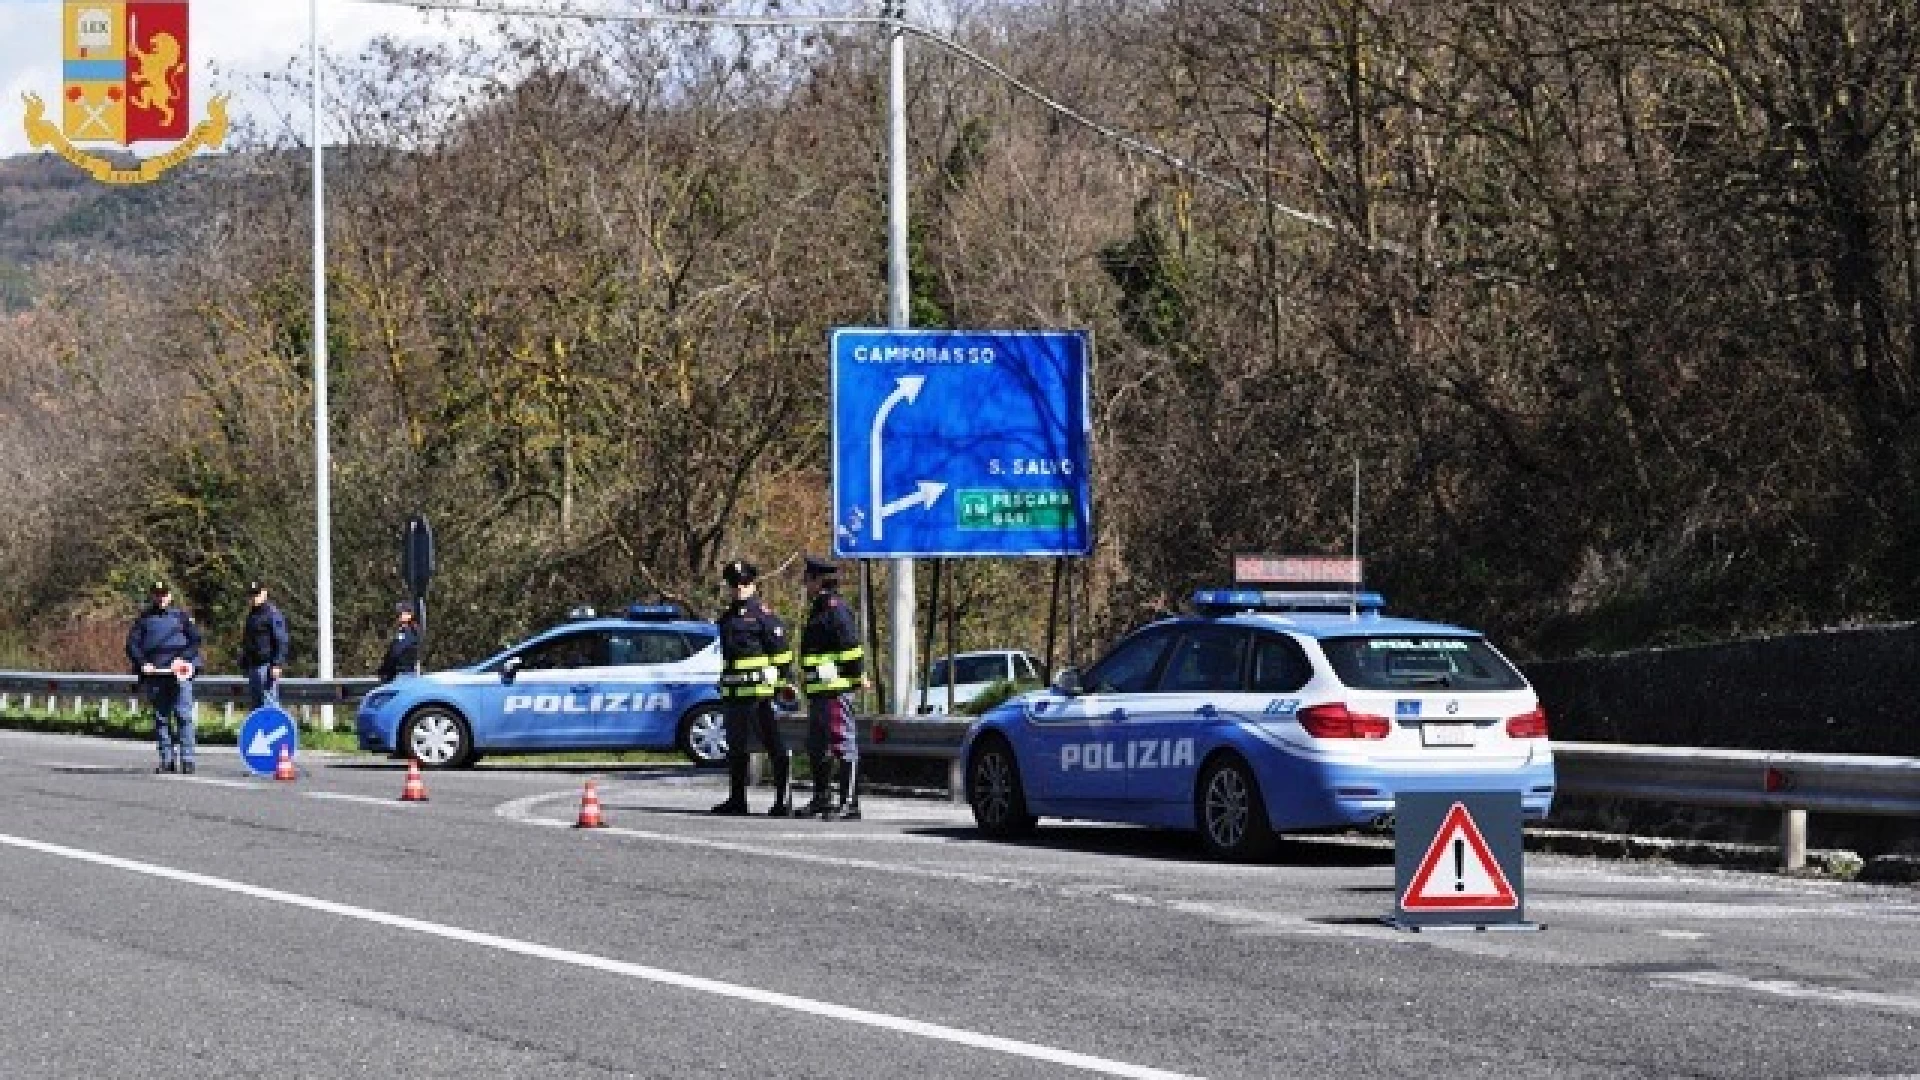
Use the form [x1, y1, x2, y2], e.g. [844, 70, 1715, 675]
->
[2, 1, 1915, 677]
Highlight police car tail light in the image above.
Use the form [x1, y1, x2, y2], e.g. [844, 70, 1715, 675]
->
[1297, 703, 1390, 739]
[1505, 707, 1549, 739]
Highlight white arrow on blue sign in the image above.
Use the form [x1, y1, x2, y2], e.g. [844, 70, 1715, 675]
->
[238, 706, 298, 776]
[830, 328, 1093, 559]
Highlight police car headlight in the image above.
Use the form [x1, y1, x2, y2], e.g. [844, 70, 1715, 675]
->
[362, 689, 396, 711]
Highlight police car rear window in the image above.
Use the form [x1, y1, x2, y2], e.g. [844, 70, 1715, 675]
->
[1319, 636, 1525, 691]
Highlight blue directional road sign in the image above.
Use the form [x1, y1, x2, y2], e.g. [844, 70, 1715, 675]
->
[238, 706, 298, 776]
[831, 328, 1092, 558]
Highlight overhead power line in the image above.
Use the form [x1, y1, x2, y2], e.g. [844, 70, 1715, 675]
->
[343, 0, 1410, 255]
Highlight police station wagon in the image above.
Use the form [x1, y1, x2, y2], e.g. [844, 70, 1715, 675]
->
[960, 590, 1555, 859]
[355, 606, 731, 769]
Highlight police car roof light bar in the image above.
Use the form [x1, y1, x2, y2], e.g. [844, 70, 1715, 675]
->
[1192, 589, 1385, 617]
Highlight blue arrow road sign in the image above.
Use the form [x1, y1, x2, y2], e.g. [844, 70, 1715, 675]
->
[831, 328, 1093, 558]
[238, 706, 298, 776]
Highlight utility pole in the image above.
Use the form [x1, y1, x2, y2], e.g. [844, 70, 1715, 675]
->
[884, 0, 916, 717]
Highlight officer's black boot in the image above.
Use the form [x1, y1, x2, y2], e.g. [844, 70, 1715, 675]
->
[767, 752, 794, 817]
[711, 754, 751, 815]
[833, 759, 861, 821]
[798, 754, 836, 818]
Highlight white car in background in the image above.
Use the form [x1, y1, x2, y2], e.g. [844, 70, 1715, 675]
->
[920, 649, 1041, 714]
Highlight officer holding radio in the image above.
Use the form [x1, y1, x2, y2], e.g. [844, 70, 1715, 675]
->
[711, 560, 795, 816]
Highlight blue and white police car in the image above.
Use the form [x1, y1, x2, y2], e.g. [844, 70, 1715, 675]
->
[356, 605, 731, 769]
[961, 590, 1555, 860]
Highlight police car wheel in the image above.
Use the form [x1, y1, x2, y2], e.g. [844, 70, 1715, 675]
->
[405, 707, 473, 769]
[967, 737, 1036, 838]
[1196, 756, 1276, 861]
[678, 705, 728, 768]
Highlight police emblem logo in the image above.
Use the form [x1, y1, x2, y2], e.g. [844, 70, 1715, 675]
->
[20, 1, 229, 185]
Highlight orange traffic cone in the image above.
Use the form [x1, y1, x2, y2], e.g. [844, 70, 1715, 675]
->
[274, 744, 297, 782]
[400, 758, 429, 803]
[574, 778, 607, 829]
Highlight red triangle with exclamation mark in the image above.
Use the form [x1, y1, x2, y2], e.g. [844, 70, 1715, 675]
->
[1401, 801, 1518, 910]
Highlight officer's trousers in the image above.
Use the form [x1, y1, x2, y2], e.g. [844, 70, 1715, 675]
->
[804, 694, 858, 807]
[246, 664, 280, 709]
[144, 676, 195, 767]
[722, 696, 788, 800]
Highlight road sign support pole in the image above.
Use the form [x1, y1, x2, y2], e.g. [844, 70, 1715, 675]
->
[944, 562, 957, 714]
[919, 558, 941, 714]
[884, 0, 916, 717]
[859, 561, 883, 713]
[1042, 559, 1063, 683]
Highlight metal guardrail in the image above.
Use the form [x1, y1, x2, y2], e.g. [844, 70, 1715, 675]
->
[776, 713, 974, 802]
[0, 670, 380, 728]
[1552, 741, 1920, 817]
[1553, 740, 1920, 870]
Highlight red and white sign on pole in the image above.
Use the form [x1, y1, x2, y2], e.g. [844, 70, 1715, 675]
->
[1233, 555, 1363, 586]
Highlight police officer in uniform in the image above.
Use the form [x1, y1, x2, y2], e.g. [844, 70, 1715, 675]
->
[712, 560, 795, 816]
[125, 580, 203, 774]
[796, 556, 865, 820]
[377, 604, 420, 683]
[240, 580, 290, 709]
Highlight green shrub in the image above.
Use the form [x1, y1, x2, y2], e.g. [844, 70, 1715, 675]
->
[959, 678, 1043, 716]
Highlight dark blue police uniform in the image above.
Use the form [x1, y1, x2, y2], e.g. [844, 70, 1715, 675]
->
[378, 606, 420, 683]
[712, 560, 793, 816]
[125, 582, 202, 773]
[241, 583, 290, 709]
[797, 557, 865, 820]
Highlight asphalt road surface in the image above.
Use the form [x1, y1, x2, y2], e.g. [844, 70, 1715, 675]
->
[1, 727, 1916, 1079]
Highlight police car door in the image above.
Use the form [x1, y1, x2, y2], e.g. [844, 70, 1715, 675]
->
[594, 628, 698, 748]
[493, 630, 603, 747]
[1127, 625, 1254, 808]
[1028, 626, 1176, 806]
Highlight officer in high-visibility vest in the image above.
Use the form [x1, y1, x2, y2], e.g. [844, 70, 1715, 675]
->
[796, 556, 866, 820]
[711, 559, 795, 816]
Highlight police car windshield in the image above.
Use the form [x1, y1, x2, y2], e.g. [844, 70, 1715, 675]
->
[1320, 636, 1525, 692]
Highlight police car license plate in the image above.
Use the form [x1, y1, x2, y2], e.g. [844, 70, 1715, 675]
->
[1421, 723, 1476, 747]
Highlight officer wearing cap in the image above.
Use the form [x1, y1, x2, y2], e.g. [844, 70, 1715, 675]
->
[377, 604, 421, 684]
[797, 556, 866, 820]
[712, 559, 795, 816]
[240, 580, 290, 709]
[125, 580, 203, 774]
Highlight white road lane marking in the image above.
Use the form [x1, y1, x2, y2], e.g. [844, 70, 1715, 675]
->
[0, 830, 1205, 1080]
[182, 776, 261, 790]
[304, 791, 421, 808]
[1653, 970, 1920, 1017]
[495, 791, 1411, 944]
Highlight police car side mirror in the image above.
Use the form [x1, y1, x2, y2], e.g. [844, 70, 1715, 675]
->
[1051, 667, 1084, 696]
[501, 656, 523, 685]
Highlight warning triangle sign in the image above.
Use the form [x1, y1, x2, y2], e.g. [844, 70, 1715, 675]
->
[1400, 801, 1518, 911]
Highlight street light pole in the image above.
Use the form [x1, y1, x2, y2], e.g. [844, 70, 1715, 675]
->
[884, 0, 916, 717]
[312, 0, 335, 727]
